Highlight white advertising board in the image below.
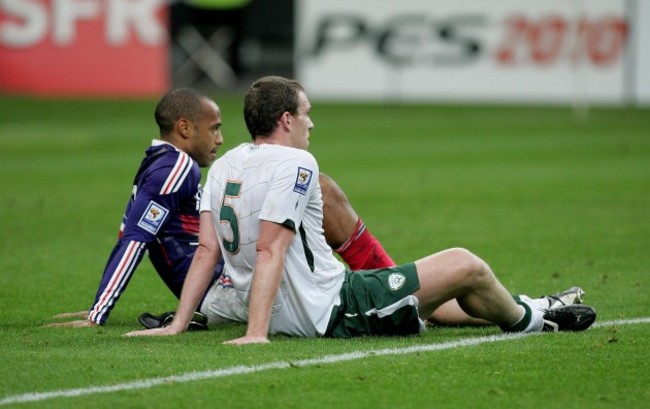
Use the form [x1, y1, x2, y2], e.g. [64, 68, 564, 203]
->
[296, 0, 642, 104]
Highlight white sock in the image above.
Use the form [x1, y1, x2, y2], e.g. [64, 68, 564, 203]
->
[519, 294, 550, 311]
[524, 307, 544, 333]
[503, 301, 544, 333]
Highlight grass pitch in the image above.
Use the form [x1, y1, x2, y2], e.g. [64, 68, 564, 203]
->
[0, 94, 649, 408]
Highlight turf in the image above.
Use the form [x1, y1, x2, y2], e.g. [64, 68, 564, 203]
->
[0, 94, 648, 408]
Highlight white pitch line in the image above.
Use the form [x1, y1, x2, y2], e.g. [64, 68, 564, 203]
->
[1, 317, 648, 406]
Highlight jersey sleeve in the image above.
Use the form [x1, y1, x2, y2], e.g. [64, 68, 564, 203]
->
[87, 239, 147, 324]
[259, 151, 319, 231]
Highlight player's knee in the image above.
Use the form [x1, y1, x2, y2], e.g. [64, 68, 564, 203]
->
[447, 247, 491, 285]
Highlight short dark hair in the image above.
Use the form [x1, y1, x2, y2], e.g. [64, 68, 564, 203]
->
[154, 88, 207, 135]
[243, 76, 304, 139]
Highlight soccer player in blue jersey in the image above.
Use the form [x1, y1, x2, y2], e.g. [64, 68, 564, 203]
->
[48, 88, 224, 327]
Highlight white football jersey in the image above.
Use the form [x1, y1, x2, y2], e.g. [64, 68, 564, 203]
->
[200, 143, 346, 336]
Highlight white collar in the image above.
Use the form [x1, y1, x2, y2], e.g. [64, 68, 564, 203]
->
[151, 139, 179, 151]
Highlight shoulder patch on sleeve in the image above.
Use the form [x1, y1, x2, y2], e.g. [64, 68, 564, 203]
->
[293, 167, 313, 195]
[137, 201, 169, 234]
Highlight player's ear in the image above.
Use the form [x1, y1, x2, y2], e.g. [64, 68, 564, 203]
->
[279, 111, 292, 131]
[176, 118, 194, 139]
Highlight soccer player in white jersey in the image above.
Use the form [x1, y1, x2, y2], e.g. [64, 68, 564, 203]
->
[126, 76, 595, 342]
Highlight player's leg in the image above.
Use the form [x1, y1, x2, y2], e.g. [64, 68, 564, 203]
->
[319, 173, 358, 249]
[413, 248, 542, 332]
[427, 286, 587, 327]
[428, 300, 492, 326]
[319, 173, 395, 270]
[318, 174, 589, 330]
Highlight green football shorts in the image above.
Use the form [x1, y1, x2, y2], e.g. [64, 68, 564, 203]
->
[325, 263, 425, 338]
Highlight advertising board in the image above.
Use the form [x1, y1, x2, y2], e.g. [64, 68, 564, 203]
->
[0, 0, 168, 96]
[296, 0, 643, 104]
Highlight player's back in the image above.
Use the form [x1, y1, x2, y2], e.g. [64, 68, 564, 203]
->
[203, 143, 346, 336]
[207, 143, 281, 273]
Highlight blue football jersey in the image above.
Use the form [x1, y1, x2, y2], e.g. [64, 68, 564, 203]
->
[88, 140, 220, 325]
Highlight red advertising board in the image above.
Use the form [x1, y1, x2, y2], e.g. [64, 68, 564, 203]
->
[0, 0, 169, 96]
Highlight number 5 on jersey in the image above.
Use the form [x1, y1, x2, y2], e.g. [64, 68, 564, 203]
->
[219, 181, 242, 253]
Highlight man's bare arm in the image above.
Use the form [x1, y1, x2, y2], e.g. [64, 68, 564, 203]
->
[125, 211, 221, 337]
[224, 220, 295, 345]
